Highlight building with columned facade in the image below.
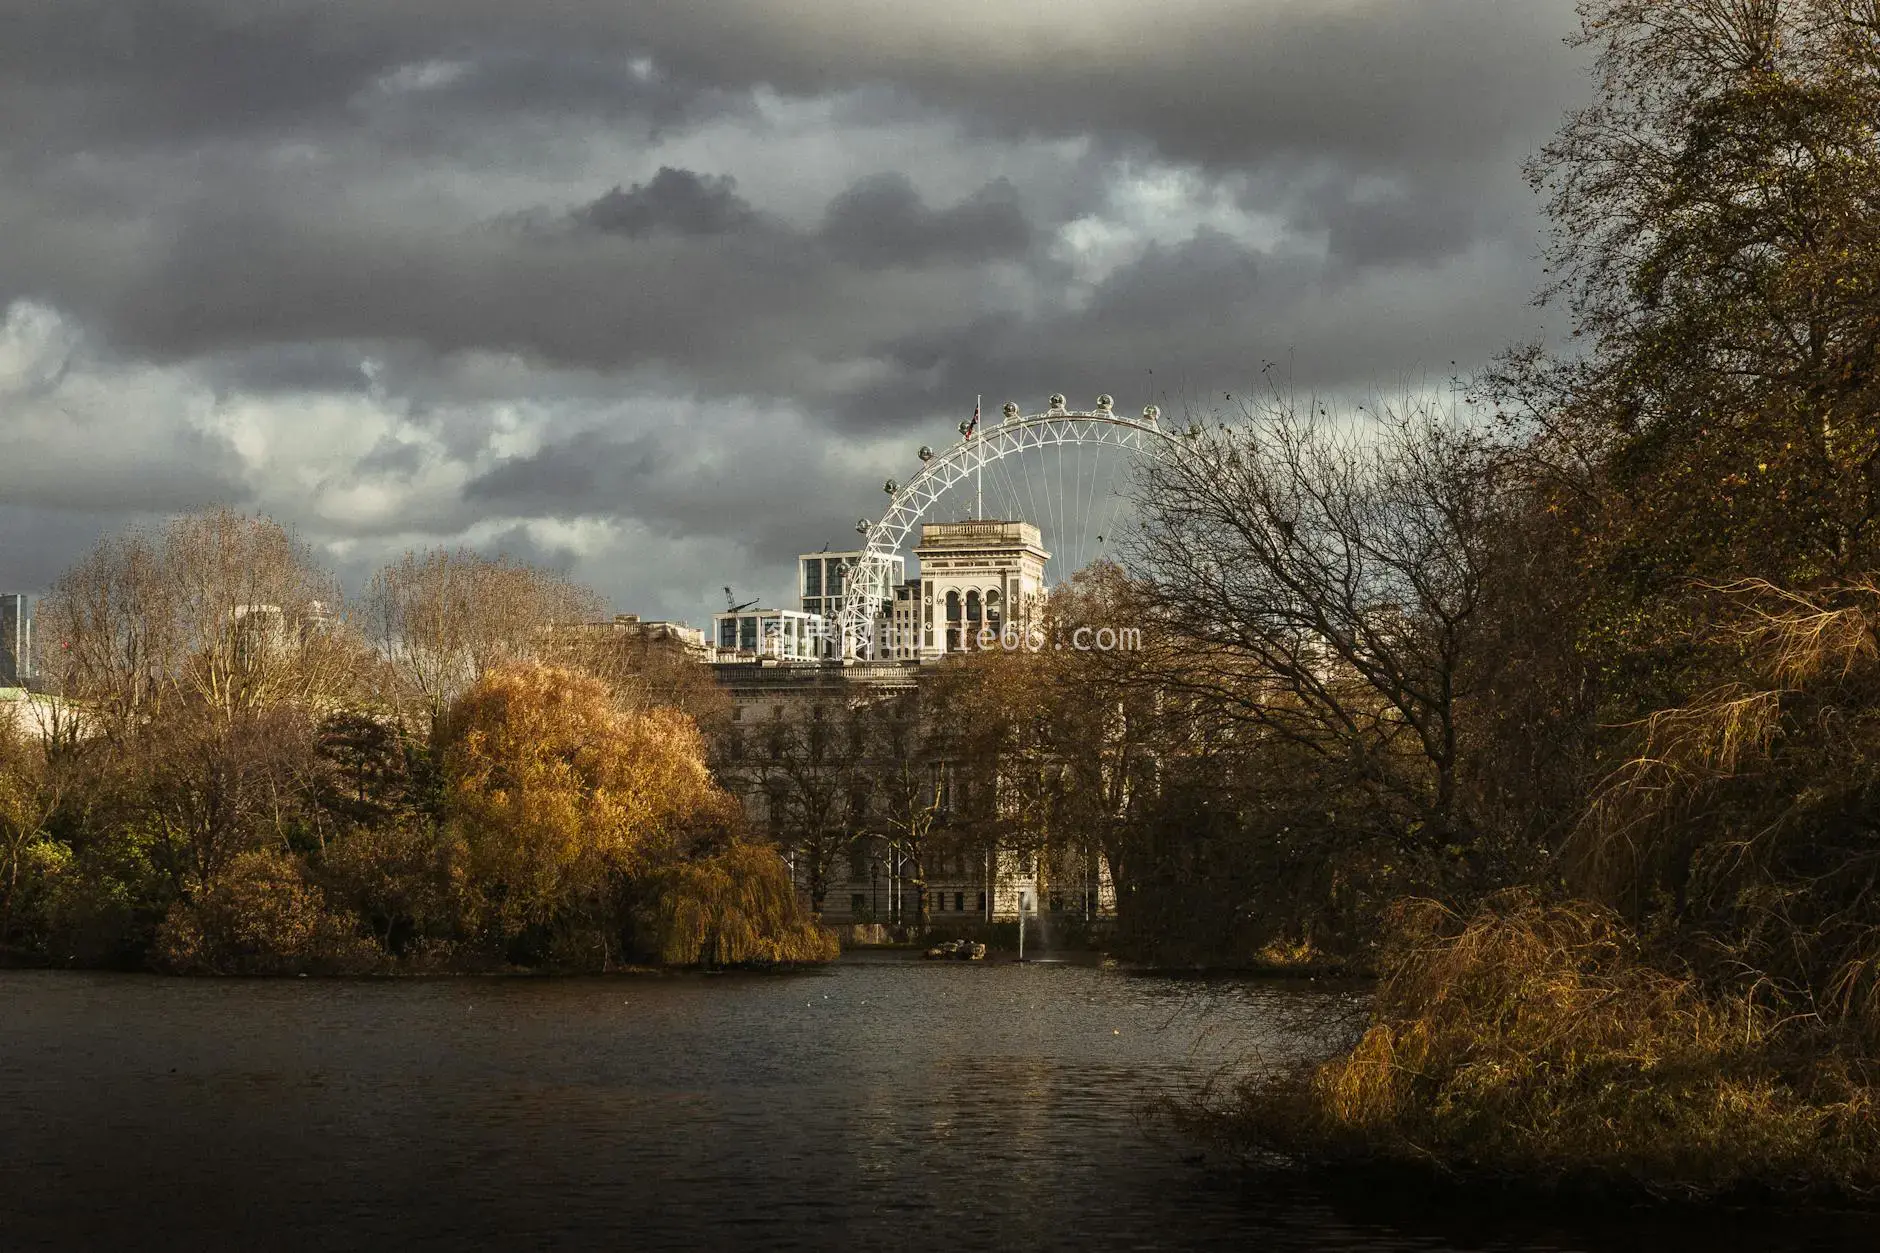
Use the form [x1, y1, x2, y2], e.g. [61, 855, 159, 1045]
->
[912, 520, 1049, 659]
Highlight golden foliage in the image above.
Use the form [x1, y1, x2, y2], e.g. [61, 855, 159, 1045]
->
[155, 849, 377, 975]
[1717, 577, 1880, 686]
[1219, 892, 1880, 1197]
[436, 661, 834, 966]
[642, 840, 840, 966]
[440, 661, 733, 935]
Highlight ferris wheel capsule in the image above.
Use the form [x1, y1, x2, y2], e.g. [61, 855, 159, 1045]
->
[918, 445, 934, 461]
[1048, 393, 1067, 412]
[1002, 401, 1019, 420]
[884, 478, 898, 494]
[1143, 404, 1161, 423]
[856, 518, 872, 534]
[1095, 394, 1114, 414]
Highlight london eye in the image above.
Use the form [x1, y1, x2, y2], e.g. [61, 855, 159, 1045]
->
[838, 393, 1183, 659]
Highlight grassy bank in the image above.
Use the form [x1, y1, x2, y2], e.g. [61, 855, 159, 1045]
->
[1199, 893, 1880, 1203]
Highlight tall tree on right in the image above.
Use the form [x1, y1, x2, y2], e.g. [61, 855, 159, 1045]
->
[1499, 0, 1880, 1021]
[1512, 0, 1880, 587]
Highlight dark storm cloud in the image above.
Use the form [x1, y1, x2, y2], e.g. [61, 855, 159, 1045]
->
[197, 343, 381, 396]
[2, 166, 1034, 404]
[833, 226, 1542, 431]
[463, 424, 855, 561]
[465, 430, 619, 503]
[0, 413, 251, 513]
[478, 523, 583, 575]
[820, 174, 1032, 268]
[0, 0, 1589, 618]
[72, 190, 819, 371]
[1322, 192, 1484, 270]
[0, 1, 411, 152]
[0, 1, 1579, 380]
[575, 169, 757, 238]
[0, 1, 1579, 171]
[425, 50, 742, 128]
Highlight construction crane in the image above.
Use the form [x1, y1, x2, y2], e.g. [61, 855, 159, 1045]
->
[723, 586, 759, 614]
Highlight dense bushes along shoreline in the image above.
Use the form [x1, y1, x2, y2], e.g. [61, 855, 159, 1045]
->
[0, 528, 833, 973]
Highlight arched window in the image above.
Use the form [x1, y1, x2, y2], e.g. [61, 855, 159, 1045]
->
[965, 590, 981, 621]
[945, 590, 961, 622]
[985, 588, 1002, 633]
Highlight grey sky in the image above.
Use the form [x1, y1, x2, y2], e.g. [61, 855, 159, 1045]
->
[0, 0, 1586, 621]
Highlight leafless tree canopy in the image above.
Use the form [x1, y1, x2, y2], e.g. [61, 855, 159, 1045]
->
[1131, 396, 1498, 850]
[38, 508, 354, 735]
[362, 548, 605, 731]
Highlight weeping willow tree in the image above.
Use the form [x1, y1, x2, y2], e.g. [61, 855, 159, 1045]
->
[642, 841, 839, 966]
[439, 661, 834, 967]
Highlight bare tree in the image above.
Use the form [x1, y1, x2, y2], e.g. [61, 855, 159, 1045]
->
[734, 706, 876, 916]
[362, 549, 605, 733]
[1131, 395, 1500, 862]
[557, 621, 730, 729]
[38, 508, 355, 732]
[33, 510, 365, 898]
[879, 756, 943, 929]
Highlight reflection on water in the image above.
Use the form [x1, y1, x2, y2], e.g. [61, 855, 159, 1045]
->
[0, 955, 1865, 1251]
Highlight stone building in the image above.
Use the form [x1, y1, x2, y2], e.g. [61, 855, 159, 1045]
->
[913, 520, 1049, 659]
[706, 653, 1115, 929]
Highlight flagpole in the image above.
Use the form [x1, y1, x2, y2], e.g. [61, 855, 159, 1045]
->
[975, 394, 983, 520]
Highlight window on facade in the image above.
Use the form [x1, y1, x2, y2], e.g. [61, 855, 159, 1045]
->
[945, 590, 961, 622]
[977, 891, 987, 912]
[954, 892, 964, 912]
[719, 618, 738, 649]
[804, 560, 822, 596]
[965, 589, 981, 622]
[740, 617, 759, 650]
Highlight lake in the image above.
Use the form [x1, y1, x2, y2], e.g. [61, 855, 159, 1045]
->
[0, 954, 1865, 1250]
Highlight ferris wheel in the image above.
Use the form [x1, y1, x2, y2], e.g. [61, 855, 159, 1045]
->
[838, 392, 1184, 659]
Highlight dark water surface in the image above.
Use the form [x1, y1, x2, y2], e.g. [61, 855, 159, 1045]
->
[0, 954, 1866, 1251]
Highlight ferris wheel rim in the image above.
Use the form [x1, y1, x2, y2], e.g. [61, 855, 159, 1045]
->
[836, 405, 1182, 658]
